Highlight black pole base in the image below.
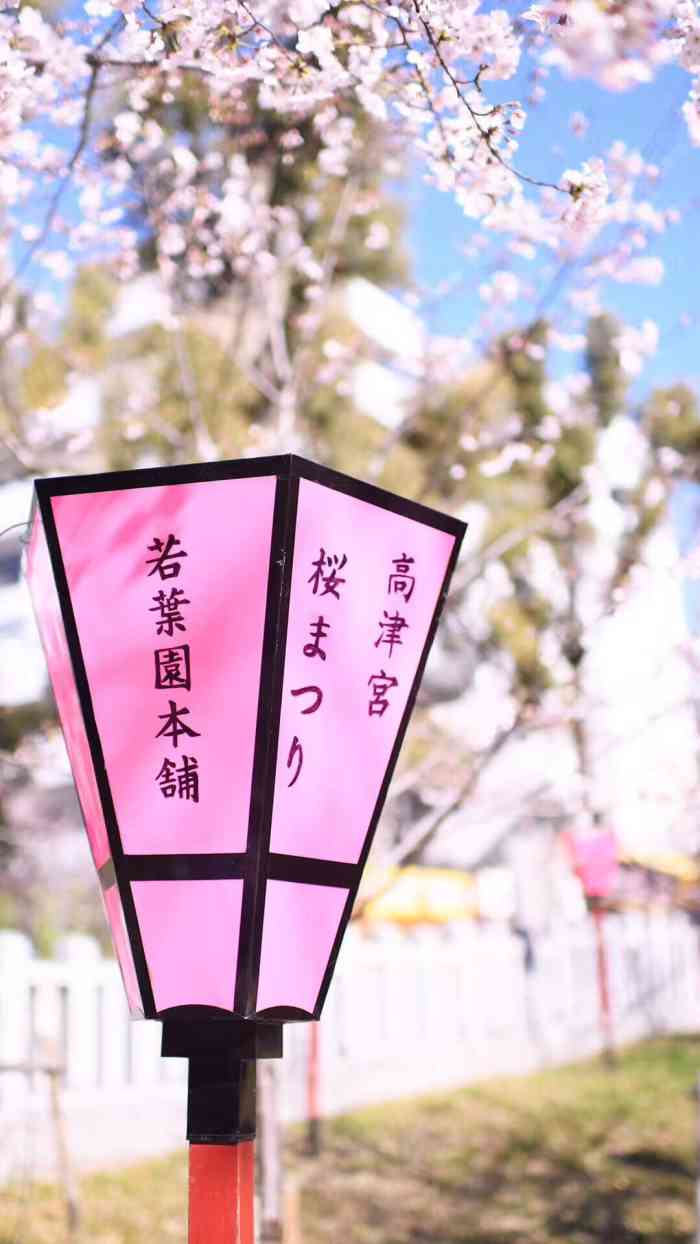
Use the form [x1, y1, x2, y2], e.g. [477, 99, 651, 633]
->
[161, 1019, 283, 1145]
[161, 1019, 283, 1061]
[187, 1055, 257, 1145]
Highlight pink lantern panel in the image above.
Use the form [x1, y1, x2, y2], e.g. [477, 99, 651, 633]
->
[270, 478, 456, 864]
[255, 880, 349, 1015]
[26, 506, 112, 870]
[51, 475, 276, 857]
[132, 879, 244, 1013]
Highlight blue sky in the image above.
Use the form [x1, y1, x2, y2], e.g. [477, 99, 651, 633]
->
[404, 62, 700, 395]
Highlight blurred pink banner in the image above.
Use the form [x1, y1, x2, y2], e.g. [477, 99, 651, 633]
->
[565, 829, 619, 899]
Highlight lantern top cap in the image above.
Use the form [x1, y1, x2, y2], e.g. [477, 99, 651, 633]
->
[32, 453, 466, 541]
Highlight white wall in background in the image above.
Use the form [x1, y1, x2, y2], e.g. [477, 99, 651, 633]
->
[1, 914, 698, 1181]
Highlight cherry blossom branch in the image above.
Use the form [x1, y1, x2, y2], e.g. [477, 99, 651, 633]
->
[352, 709, 527, 915]
[268, 174, 359, 447]
[237, 1, 298, 63]
[171, 322, 218, 460]
[0, 521, 29, 541]
[0, 17, 125, 305]
[451, 482, 589, 599]
[410, 0, 565, 195]
[87, 55, 217, 77]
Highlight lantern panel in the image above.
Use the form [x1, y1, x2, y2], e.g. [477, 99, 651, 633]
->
[27, 509, 112, 869]
[103, 884, 144, 1016]
[269, 479, 456, 863]
[255, 880, 348, 1014]
[131, 878, 244, 1011]
[51, 476, 276, 855]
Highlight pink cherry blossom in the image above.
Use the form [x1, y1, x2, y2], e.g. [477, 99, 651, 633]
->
[0, 0, 694, 363]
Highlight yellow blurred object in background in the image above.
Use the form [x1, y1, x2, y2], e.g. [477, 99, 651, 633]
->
[359, 866, 478, 925]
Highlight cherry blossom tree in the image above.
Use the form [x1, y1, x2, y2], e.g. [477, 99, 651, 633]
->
[2, 0, 700, 895]
[1, 0, 700, 352]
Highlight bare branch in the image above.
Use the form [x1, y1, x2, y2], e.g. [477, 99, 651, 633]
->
[450, 482, 589, 599]
[171, 323, 218, 460]
[412, 2, 563, 195]
[353, 710, 525, 918]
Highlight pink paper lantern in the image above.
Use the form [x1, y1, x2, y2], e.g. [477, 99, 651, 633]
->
[565, 829, 619, 900]
[26, 455, 465, 1026]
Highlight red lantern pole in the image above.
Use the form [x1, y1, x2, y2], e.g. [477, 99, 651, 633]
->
[591, 904, 614, 1062]
[185, 1055, 257, 1244]
[189, 1140, 255, 1244]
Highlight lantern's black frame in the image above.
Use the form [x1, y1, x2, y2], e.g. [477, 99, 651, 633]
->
[31, 454, 466, 1028]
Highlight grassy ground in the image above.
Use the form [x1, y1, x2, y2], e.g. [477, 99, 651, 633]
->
[1, 1038, 699, 1244]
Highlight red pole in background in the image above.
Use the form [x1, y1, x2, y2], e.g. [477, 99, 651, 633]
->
[307, 1022, 321, 1157]
[189, 1141, 255, 1244]
[563, 820, 619, 1065]
[592, 905, 614, 1063]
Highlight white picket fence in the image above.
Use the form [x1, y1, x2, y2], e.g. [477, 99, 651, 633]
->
[1, 910, 699, 1181]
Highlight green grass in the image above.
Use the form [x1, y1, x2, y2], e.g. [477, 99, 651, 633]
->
[2, 1038, 699, 1243]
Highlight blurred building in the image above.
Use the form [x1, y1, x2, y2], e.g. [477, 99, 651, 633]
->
[427, 413, 699, 890]
[581, 416, 699, 856]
